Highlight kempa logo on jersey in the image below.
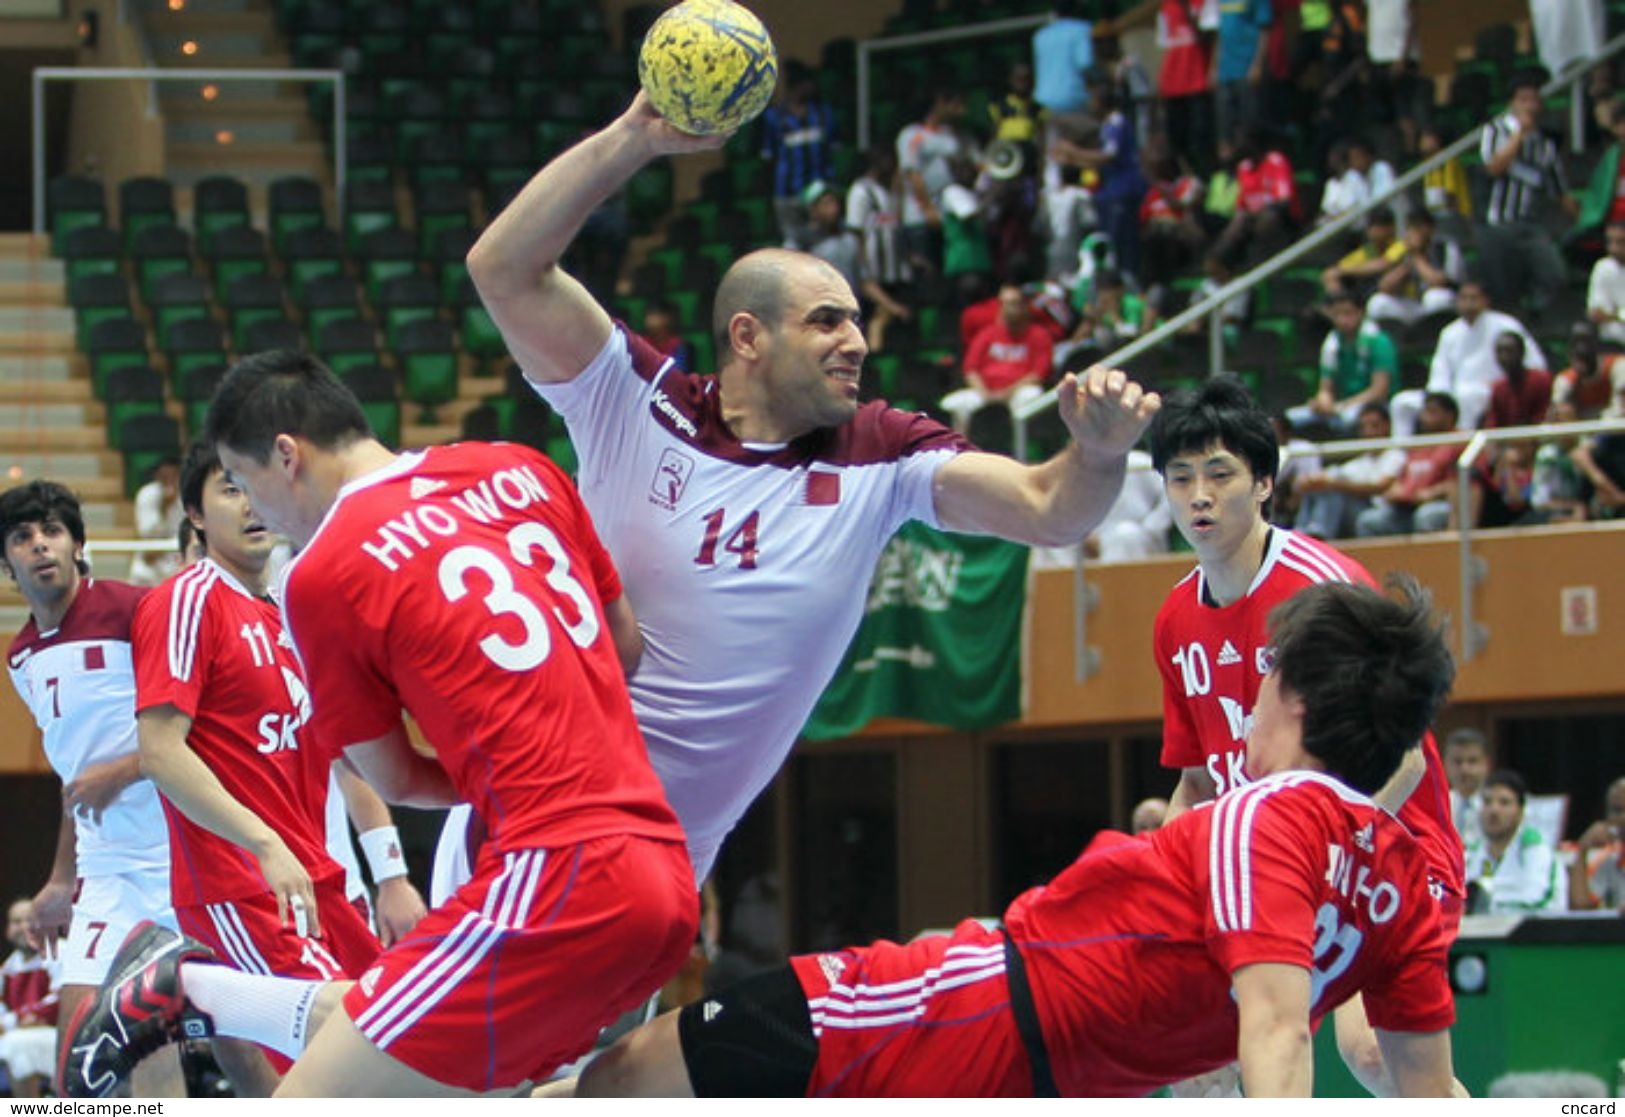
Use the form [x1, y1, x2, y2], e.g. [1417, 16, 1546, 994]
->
[650, 388, 698, 438]
[1217, 640, 1242, 666]
[649, 448, 696, 511]
[410, 477, 447, 499]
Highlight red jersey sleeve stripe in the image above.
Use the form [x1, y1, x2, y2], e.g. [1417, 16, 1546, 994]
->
[1280, 536, 1354, 584]
[1212, 782, 1280, 932]
[167, 564, 218, 682]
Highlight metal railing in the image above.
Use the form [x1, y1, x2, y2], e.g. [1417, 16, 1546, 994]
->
[1280, 417, 1624, 661]
[856, 14, 1049, 151]
[1012, 29, 1625, 460]
[31, 67, 347, 237]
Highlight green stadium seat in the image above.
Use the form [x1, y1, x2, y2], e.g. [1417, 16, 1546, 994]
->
[223, 274, 289, 352]
[344, 180, 399, 256]
[204, 225, 271, 301]
[192, 175, 251, 254]
[375, 274, 440, 349]
[85, 318, 151, 397]
[59, 226, 122, 282]
[298, 273, 365, 338]
[339, 364, 401, 447]
[146, 274, 214, 352]
[118, 176, 177, 255]
[394, 318, 459, 417]
[119, 413, 183, 498]
[319, 319, 382, 376]
[268, 176, 326, 255]
[357, 226, 420, 305]
[102, 365, 168, 451]
[177, 363, 227, 437]
[47, 176, 107, 255]
[129, 225, 193, 304]
[280, 227, 345, 302]
[68, 274, 133, 349]
[164, 317, 228, 382]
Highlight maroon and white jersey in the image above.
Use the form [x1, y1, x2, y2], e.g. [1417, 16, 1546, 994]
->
[7, 579, 170, 877]
[791, 772, 1452, 1097]
[1154, 529, 1464, 907]
[532, 327, 969, 877]
[132, 559, 341, 908]
[280, 442, 684, 856]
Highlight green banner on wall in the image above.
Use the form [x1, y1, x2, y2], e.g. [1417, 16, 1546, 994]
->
[802, 522, 1029, 741]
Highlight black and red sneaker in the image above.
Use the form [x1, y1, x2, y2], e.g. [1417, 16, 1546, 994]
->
[59, 921, 216, 1099]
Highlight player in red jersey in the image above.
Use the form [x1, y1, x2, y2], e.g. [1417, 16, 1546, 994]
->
[127, 441, 383, 1093]
[1144, 376, 1464, 1096]
[572, 578, 1459, 1098]
[62, 351, 696, 1098]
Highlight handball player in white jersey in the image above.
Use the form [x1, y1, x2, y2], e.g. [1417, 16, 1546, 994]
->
[0, 481, 180, 1094]
[458, 90, 1162, 888]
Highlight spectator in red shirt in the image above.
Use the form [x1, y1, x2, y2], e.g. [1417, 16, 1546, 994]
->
[1139, 145, 1207, 294]
[1356, 391, 1461, 536]
[942, 283, 1054, 435]
[1157, 0, 1213, 173]
[1554, 320, 1618, 419]
[1214, 130, 1297, 263]
[1485, 331, 1553, 428]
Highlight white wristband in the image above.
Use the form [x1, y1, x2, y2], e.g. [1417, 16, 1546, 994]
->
[358, 826, 409, 883]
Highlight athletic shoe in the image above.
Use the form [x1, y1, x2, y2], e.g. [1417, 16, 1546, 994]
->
[59, 921, 216, 1098]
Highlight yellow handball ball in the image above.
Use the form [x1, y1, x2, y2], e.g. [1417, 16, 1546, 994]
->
[638, 0, 779, 136]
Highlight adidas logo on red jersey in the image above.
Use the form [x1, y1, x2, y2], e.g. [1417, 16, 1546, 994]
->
[1217, 640, 1242, 666]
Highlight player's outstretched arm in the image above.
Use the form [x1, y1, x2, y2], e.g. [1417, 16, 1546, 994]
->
[342, 723, 461, 810]
[138, 704, 321, 936]
[1233, 962, 1314, 1097]
[932, 367, 1160, 546]
[1373, 1028, 1458, 1097]
[467, 91, 726, 386]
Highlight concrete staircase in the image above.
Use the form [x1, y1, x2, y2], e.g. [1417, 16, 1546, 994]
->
[132, 0, 328, 220]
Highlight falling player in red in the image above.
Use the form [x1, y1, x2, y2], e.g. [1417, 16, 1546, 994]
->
[1145, 376, 1464, 1097]
[127, 441, 382, 1093]
[61, 351, 696, 1099]
[573, 578, 1460, 1098]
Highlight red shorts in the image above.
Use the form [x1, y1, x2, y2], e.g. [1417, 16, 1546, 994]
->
[343, 834, 696, 1092]
[791, 920, 1029, 1097]
[177, 877, 380, 981]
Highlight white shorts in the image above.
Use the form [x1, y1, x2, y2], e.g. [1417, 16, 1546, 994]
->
[60, 868, 176, 987]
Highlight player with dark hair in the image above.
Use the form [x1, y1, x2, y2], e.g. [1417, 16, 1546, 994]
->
[1145, 376, 1463, 1096]
[571, 578, 1460, 1099]
[112, 440, 390, 1094]
[0, 481, 182, 1095]
[63, 350, 695, 1098]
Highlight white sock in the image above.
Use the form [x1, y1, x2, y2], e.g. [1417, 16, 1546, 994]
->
[180, 963, 324, 1059]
